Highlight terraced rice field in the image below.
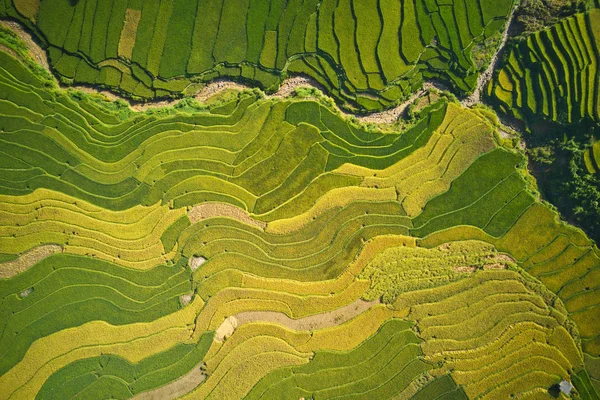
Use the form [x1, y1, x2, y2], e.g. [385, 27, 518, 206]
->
[488, 9, 600, 125]
[585, 141, 600, 174]
[1, 0, 513, 112]
[1, 1, 600, 399]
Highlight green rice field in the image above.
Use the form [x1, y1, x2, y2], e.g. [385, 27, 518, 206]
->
[0, 0, 599, 399]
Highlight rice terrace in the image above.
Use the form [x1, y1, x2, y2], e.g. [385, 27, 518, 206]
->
[1, 0, 600, 398]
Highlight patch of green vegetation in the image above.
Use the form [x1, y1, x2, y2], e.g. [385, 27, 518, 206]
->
[359, 241, 511, 303]
[0, 254, 191, 375]
[411, 148, 534, 238]
[37, 331, 214, 399]
[488, 9, 600, 244]
[246, 319, 465, 400]
[530, 137, 600, 242]
[0, 29, 599, 400]
[513, 0, 591, 37]
[0, 0, 513, 111]
[0, 51, 448, 211]
[0, 26, 54, 88]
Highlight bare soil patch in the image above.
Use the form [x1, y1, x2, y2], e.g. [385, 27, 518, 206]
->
[195, 80, 253, 103]
[462, 7, 517, 107]
[188, 256, 206, 272]
[271, 76, 319, 98]
[453, 266, 478, 273]
[483, 263, 508, 270]
[0, 245, 62, 279]
[214, 316, 238, 342]
[438, 243, 452, 251]
[498, 128, 516, 139]
[236, 298, 378, 331]
[180, 294, 194, 306]
[495, 254, 516, 263]
[132, 363, 207, 400]
[188, 203, 266, 230]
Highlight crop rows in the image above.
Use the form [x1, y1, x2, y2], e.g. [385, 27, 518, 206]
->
[1, 0, 513, 111]
[585, 141, 600, 174]
[0, 43, 599, 399]
[395, 269, 584, 399]
[337, 103, 498, 216]
[0, 292, 205, 399]
[0, 50, 448, 213]
[37, 332, 214, 399]
[0, 253, 192, 376]
[359, 240, 510, 303]
[421, 201, 600, 357]
[0, 189, 186, 268]
[488, 10, 600, 125]
[245, 319, 460, 400]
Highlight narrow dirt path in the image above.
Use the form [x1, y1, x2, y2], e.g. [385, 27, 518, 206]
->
[342, 87, 428, 125]
[131, 363, 207, 400]
[0, 245, 62, 279]
[214, 298, 380, 342]
[462, 7, 517, 107]
[133, 296, 377, 399]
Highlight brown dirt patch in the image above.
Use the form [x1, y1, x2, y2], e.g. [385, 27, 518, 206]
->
[0, 245, 62, 279]
[483, 263, 507, 270]
[214, 316, 238, 342]
[180, 294, 194, 306]
[214, 298, 380, 342]
[348, 89, 427, 125]
[272, 76, 318, 98]
[189, 256, 206, 271]
[438, 243, 451, 251]
[194, 76, 320, 103]
[132, 363, 207, 400]
[498, 128, 516, 139]
[495, 254, 516, 263]
[188, 203, 266, 230]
